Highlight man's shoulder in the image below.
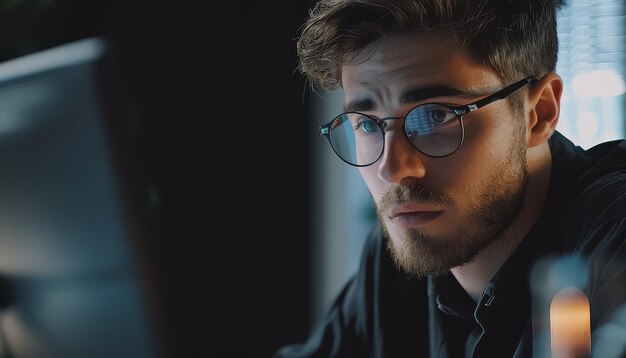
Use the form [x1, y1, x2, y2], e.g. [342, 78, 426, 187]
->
[549, 133, 626, 219]
[576, 139, 626, 221]
[561, 138, 626, 254]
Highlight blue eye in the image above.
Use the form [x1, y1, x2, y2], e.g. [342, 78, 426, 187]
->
[359, 118, 378, 133]
[349, 114, 379, 134]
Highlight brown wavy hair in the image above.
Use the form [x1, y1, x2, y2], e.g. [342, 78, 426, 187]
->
[297, 0, 566, 92]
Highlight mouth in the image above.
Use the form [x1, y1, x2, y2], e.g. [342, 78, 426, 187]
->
[388, 203, 443, 228]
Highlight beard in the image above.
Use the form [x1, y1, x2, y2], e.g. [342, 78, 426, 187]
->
[377, 125, 530, 279]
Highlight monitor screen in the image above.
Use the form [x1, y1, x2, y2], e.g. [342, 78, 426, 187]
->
[0, 37, 159, 357]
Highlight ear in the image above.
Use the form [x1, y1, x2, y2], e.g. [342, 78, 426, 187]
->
[526, 72, 563, 148]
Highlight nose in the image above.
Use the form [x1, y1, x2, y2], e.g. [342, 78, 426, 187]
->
[377, 127, 427, 183]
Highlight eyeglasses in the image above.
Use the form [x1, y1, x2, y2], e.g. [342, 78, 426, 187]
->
[319, 76, 538, 167]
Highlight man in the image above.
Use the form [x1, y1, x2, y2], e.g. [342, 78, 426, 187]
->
[275, 0, 626, 357]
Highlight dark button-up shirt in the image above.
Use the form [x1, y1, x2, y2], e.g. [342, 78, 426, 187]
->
[274, 131, 626, 357]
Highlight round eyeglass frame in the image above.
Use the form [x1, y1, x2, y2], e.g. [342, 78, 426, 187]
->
[319, 75, 538, 167]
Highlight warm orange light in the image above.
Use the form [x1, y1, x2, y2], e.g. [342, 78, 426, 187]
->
[550, 287, 591, 358]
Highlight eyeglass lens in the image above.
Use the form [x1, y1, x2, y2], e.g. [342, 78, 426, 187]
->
[328, 104, 462, 166]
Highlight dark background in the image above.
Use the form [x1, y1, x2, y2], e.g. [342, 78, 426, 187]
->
[0, 1, 315, 357]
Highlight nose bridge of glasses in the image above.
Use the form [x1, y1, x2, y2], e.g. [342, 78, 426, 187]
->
[378, 116, 404, 132]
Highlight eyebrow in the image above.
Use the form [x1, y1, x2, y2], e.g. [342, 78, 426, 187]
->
[343, 85, 483, 112]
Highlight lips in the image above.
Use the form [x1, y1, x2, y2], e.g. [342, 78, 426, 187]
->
[389, 203, 443, 228]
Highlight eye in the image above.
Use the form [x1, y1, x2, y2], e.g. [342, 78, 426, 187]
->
[352, 116, 379, 134]
[359, 118, 378, 133]
[427, 108, 456, 124]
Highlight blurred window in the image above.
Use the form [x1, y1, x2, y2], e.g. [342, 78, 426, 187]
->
[555, 0, 626, 148]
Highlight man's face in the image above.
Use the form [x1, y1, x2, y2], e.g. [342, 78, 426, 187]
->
[340, 33, 530, 277]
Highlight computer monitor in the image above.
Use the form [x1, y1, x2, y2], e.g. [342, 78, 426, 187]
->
[0, 37, 161, 357]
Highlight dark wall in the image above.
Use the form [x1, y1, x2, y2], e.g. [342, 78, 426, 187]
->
[0, 1, 314, 357]
[209, 3, 316, 357]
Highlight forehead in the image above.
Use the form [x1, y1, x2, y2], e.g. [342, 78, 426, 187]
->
[340, 32, 500, 98]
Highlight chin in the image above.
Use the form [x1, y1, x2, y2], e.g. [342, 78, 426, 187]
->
[384, 222, 490, 277]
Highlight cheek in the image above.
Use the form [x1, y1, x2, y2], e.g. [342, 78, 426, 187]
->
[461, 113, 496, 151]
[433, 150, 490, 201]
[471, 105, 520, 147]
[460, 109, 516, 162]
[436, 115, 508, 194]
[460, 111, 525, 182]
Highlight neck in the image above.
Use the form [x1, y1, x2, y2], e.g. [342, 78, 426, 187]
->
[451, 142, 552, 301]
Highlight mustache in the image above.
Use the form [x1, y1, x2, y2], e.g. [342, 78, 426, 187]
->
[378, 179, 456, 213]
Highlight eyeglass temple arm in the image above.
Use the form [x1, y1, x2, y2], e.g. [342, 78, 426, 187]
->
[455, 75, 539, 116]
